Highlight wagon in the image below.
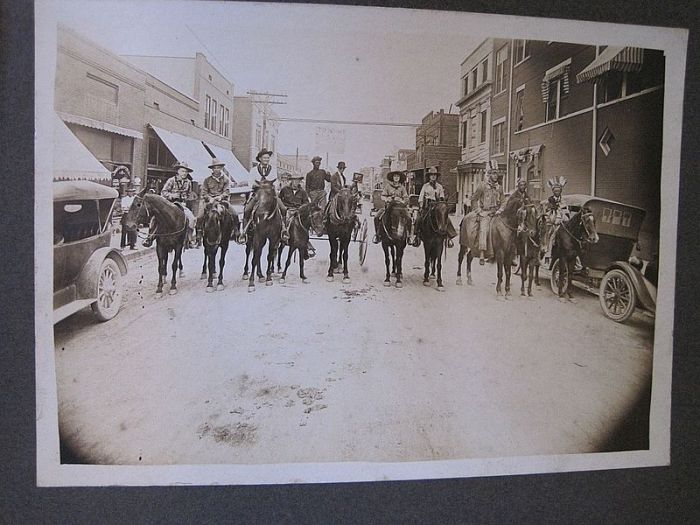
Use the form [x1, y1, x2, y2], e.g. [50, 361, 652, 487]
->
[547, 194, 655, 323]
[53, 181, 128, 323]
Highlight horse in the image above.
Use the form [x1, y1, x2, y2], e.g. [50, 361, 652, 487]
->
[419, 200, 451, 291]
[325, 187, 358, 284]
[456, 213, 478, 286]
[515, 203, 542, 297]
[278, 202, 315, 284]
[200, 201, 239, 292]
[243, 229, 264, 282]
[124, 189, 187, 297]
[489, 196, 522, 299]
[551, 206, 599, 302]
[245, 181, 282, 292]
[377, 201, 411, 288]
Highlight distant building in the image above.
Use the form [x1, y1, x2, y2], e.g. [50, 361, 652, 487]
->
[406, 110, 460, 204]
[232, 96, 279, 171]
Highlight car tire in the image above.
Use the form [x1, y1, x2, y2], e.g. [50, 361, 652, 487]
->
[599, 268, 637, 323]
[92, 258, 124, 321]
[549, 258, 569, 296]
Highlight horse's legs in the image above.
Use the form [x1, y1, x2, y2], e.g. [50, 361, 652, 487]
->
[457, 245, 466, 285]
[243, 241, 251, 280]
[217, 242, 228, 289]
[390, 244, 397, 275]
[170, 245, 182, 294]
[466, 249, 474, 285]
[520, 254, 527, 296]
[281, 245, 294, 282]
[436, 245, 444, 289]
[382, 243, 391, 285]
[566, 257, 576, 300]
[495, 251, 503, 296]
[395, 245, 404, 287]
[206, 245, 216, 290]
[342, 235, 350, 282]
[277, 241, 285, 273]
[299, 249, 307, 282]
[527, 259, 535, 296]
[423, 244, 431, 285]
[266, 239, 277, 284]
[248, 241, 263, 291]
[327, 236, 337, 280]
[504, 249, 512, 298]
[156, 245, 166, 295]
[201, 248, 208, 279]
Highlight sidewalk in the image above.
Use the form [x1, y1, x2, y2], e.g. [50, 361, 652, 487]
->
[110, 227, 154, 262]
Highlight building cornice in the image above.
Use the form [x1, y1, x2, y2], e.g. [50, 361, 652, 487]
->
[58, 44, 146, 91]
[456, 81, 493, 108]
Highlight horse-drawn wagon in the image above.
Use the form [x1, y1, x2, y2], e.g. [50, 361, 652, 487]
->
[547, 194, 655, 323]
[53, 181, 128, 323]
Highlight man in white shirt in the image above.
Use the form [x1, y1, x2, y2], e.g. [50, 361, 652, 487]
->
[120, 187, 137, 249]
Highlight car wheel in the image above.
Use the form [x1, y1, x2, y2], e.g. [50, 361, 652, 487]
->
[92, 258, 124, 321]
[599, 268, 636, 323]
[549, 258, 569, 296]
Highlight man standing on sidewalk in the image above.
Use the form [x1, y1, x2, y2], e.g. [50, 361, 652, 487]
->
[119, 187, 137, 250]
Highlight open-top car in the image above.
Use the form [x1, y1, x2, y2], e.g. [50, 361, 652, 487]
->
[546, 194, 655, 323]
[53, 181, 128, 323]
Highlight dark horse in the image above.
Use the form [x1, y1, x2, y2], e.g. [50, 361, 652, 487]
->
[325, 188, 358, 284]
[420, 200, 451, 291]
[551, 207, 599, 302]
[489, 196, 522, 299]
[124, 189, 187, 297]
[377, 201, 411, 288]
[246, 181, 282, 292]
[200, 202, 240, 292]
[515, 204, 542, 297]
[279, 202, 315, 284]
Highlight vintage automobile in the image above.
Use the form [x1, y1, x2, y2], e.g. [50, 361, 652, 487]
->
[546, 194, 655, 323]
[53, 181, 128, 323]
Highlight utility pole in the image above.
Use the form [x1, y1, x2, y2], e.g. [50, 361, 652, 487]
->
[248, 91, 287, 152]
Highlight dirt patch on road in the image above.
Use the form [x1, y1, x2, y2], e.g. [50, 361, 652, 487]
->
[336, 286, 377, 302]
[296, 387, 324, 405]
[198, 421, 258, 447]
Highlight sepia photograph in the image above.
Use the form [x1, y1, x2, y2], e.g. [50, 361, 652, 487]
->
[34, 0, 686, 485]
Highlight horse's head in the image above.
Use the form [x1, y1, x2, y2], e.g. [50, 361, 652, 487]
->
[429, 200, 451, 235]
[256, 180, 278, 213]
[123, 188, 149, 229]
[518, 204, 539, 234]
[387, 201, 410, 239]
[203, 203, 224, 245]
[579, 206, 599, 244]
[335, 188, 357, 222]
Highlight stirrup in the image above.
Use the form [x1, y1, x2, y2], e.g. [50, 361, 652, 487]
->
[372, 235, 380, 244]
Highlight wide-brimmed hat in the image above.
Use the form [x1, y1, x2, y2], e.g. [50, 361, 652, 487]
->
[208, 158, 226, 169]
[426, 166, 440, 178]
[311, 156, 323, 163]
[255, 148, 274, 162]
[173, 161, 193, 172]
[337, 161, 346, 169]
[386, 170, 406, 183]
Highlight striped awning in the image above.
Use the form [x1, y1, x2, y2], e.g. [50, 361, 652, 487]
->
[541, 64, 571, 102]
[576, 46, 644, 83]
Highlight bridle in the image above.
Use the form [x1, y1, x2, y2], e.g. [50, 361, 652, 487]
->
[426, 200, 449, 236]
[132, 192, 188, 239]
[560, 208, 596, 248]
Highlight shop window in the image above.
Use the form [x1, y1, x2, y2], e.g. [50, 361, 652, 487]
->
[461, 120, 468, 148]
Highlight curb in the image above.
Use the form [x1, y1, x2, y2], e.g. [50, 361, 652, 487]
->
[122, 246, 156, 263]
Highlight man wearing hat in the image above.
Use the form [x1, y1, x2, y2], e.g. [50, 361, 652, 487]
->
[413, 167, 457, 247]
[120, 187, 138, 250]
[240, 148, 288, 243]
[330, 161, 351, 200]
[471, 164, 506, 264]
[199, 158, 236, 232]
[305, 156, 331, 233]
[279, 172, 316, 259]
[143, 161, 197, 247]
[373, 170, 408, 244]
[542, 175, 568, 263]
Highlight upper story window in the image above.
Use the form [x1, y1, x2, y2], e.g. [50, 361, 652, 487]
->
[514, 40, 530, 65]
[492, 120, 506, 154]
[461, 119, 468, 148]
[471, 68, 478, 92]
[514, 88, 525, 131]
[481, 58, 489, 84]
[545, 78, 561, 122]
[210, 99, 218, 132]
[204, 95, 212, 130]
[480, 109, 488, 144]
[219, 105, 225, 135]
[495, 45, 509, 93]
[224, 108, 230, 138]
[462, 76, 469, 96]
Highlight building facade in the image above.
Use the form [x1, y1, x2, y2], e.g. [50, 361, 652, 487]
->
[406, 110, 460, 204]
[232, 96, 280, 170]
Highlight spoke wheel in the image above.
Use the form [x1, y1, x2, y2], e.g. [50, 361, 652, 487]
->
[358, 219, 369, 266]
[92, 258, 124, 321]
[599, 268, 636, 323]
[549, 258, 569, 296]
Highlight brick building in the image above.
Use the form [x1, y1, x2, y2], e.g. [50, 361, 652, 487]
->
[406, 110, 460, 203]
[231, 96, 280, 171]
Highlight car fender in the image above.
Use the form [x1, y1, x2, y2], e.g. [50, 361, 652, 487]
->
[605, 261, 656, 314]
[77, 248, 128, 300]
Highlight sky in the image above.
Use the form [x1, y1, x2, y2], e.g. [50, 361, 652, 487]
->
[53, 0, 487, 170]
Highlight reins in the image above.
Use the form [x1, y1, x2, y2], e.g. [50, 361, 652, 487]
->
[133, 193, 188, 239]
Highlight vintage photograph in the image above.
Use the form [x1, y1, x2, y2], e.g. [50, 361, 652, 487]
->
[35, 1, 685, 485]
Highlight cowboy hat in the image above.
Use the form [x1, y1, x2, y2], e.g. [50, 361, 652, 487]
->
[255, 148, 274, 162]
[386, 170, 406, 183]
[172, 161, 193, 172]
[311, 155, 323, 163]
[208, 158, 226, 169]
[337, 161, 346, 169]
[426, 166, 441, 177]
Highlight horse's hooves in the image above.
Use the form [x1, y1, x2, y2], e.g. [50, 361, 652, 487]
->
[200, 273, 206, 280]
[521, 292, 527, 297]
[155, 292, 163, 299]
[302, 278, 310, 284]
[342, 277, 351, 284]
[206, 286, 215, 293]
[179, 271, 185, 278]
[326, 276, 334, 282]
[504, 294, 512, 301]
[258, 277, 265, 283]
[436, 286, 445, 292]
[467, 278, 474, 286]
[456, 278, 463, 286]
[558, 297, 568, 303]
[395, 281, 403, 289]
[265, 280, 273, 287]
[383, 281, 391, 287]
[496, 295, 505, 301]
[279, 278, 286, 285]
[423, 281, 431, 287]
[248, 286, 256, 293]
[169, 288, 178, 295]
[242, 273, 249, 280]
[568, 297, 578, 304]
[528, 294, 535, 299]
[216, 284, 225, 291]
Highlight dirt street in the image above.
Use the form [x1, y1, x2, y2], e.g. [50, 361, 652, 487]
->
[54, 215, 654, 465]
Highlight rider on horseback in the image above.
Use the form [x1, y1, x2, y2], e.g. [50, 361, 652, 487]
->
[373, 171, 408, 244]
[279, 172, 316, 259]
[326, 161, 360, 233]
[471, 163, 505, 265]
[239, 148, 288, 243]
[305, 156, 331, 234]
[143, 161, 197, 248]
[413, 167, 457, 248]
[542, 176, 568, 264]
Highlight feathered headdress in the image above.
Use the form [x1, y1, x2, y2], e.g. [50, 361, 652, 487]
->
[516, 177, 527, 187]
[547, 176, 567, 190]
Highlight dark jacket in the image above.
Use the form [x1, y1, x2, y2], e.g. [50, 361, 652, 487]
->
[305, 168, 331, 193]
[279, 186, 310, 209]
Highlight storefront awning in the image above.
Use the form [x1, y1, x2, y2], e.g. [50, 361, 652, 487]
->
[150, 126, 213, 183]
[53, 114, 111, 181]
[57, 111, 143, 139]
[576, 46, 644, 84]
[204, 143, 251, 188]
